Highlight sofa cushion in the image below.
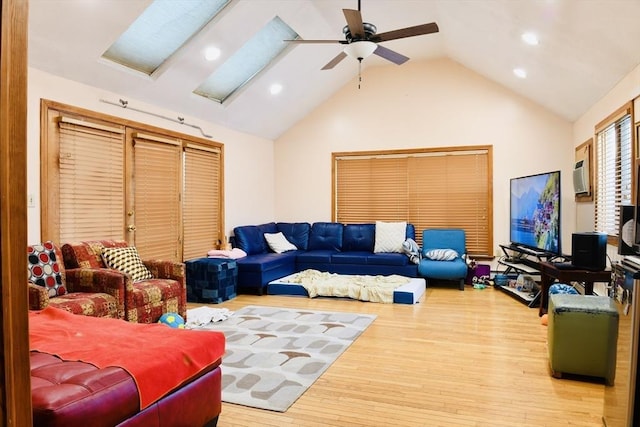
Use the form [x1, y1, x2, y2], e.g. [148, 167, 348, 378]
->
[405, 223, 416, 240]
[296, 250, 335, 264]
[308, 222, 343, 251]
[342, 224, 375, 252]
[366, 253, 410, 266]
[235, 252, 298, 272]
[61, 240, 130, 269]
[258, 222, 278, 235]
[233, 222, 277, 255]
[233, 226, 264, 255]
[276, 222, 311, 250]
[331, 252, 370, 265]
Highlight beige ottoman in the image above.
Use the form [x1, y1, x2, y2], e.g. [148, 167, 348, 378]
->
[547, 293, 619, 385]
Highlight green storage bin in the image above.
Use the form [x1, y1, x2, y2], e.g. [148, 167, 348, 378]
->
[547, 294, 619, 385]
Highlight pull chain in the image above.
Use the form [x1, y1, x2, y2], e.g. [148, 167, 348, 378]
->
[358, 58, 363, 89]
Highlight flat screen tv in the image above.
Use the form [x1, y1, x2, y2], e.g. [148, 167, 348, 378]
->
[510, 170, 561, 255]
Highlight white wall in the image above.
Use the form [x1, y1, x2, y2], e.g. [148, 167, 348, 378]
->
[275, 58, 574, 256]
[27, 68, 276, 243]
[572, 64, 640, 262]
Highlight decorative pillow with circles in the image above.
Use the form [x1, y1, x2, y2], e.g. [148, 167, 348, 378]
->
[425, 248, 459, 261]
[28, 241, 66, 297]
[374, 221, 407, 253]
[101, 246, 153, 283]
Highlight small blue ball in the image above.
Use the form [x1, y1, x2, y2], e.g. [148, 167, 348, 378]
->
[158, 312, 185, 329]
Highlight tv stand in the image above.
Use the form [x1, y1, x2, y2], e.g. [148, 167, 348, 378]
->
[496, 244, 560, 307]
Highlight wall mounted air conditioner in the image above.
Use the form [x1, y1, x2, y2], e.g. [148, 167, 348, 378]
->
[573, 157, 590, 195]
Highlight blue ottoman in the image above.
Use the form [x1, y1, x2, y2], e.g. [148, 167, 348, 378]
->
[185, 258, 237, 304]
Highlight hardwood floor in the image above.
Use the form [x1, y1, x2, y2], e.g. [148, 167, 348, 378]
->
[192, 286, 605, 426]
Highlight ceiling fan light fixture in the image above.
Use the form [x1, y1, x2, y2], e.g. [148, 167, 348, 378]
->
[343, 40, 377, 60]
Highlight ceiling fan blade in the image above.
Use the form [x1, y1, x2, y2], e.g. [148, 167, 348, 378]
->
[373, 45, 409, 65]
[343, 8, 365, 38]
[321, 51, 347, 70]
[285, 39, 344, 44]
[373, 22, 439, 43]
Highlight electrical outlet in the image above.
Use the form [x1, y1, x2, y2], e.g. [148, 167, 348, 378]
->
[27, 193, 35, 208]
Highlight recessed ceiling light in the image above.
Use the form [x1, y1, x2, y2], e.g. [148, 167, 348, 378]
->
[513, 68, 527, 79]
[521, 32, 539, 46]
[269, 83, 283, 95]
[205, 47, 221, 61]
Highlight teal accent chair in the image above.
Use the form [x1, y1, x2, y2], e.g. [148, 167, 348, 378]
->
[418, 229, 468, 290]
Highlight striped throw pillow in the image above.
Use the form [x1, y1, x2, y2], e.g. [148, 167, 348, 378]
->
[425, 249, 459, 261]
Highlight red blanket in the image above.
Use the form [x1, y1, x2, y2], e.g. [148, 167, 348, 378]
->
[29, 307, 225, 409]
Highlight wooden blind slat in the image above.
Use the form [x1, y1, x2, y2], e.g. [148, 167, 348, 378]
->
[44, 103, 225, 262]
[335, 148, 492, 256]
[183, 146, 221, 260]
[58, 121, 125, 242]
[133, 137, 181, 261]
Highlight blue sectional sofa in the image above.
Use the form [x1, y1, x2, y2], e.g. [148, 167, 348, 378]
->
[232, 222, 418, 294]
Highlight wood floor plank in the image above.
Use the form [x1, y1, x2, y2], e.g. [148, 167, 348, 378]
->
[190, 286, 604, 426]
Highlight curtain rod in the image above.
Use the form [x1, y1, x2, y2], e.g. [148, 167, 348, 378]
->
[99, 98, 212, 139]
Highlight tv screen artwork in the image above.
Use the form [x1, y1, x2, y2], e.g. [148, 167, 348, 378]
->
[510, 171, 561, 254]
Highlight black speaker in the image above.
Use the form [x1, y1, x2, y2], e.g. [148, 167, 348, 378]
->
[572, 232, 607, 271]
[619, 205, 636, 255]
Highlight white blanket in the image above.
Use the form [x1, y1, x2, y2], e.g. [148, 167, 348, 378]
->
[286, 269, 410, 303]
[186, 306, 233, 327]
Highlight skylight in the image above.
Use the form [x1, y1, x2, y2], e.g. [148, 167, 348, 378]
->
[102, 0, 230, 75]
[194, 16, 298, 104]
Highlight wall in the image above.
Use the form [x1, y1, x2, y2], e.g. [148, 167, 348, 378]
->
[275, 58, 574, 256]
[27, 68, 276, 243]
[572, 63, 640, 262]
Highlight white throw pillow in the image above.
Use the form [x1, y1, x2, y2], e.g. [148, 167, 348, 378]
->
[374, 221, 407, 253]
[264, 232, 297, 254]
[425, 248, 459, 261]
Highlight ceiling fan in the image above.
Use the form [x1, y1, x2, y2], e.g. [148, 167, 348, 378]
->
[287, 0, 439, 70]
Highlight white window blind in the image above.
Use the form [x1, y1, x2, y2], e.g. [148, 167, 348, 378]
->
[595, 110, 632, 238]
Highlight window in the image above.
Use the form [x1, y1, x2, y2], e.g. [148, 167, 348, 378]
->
[333, 146, 493, 256]
[102, 0, 231, 76]
[130, 131, 182, 260]
[56, 117, 126, 242]
[594, 103, 633, 241]
[183, 143, 222, 260]
[194, 16, 299, 103]
[41, 100, 224, 261]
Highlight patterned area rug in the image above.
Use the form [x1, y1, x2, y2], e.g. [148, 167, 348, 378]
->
[197, 305, 376, 412]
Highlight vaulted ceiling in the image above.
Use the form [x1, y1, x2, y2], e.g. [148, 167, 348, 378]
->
[28, 0, 640, 140]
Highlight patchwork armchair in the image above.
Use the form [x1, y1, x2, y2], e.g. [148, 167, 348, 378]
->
[27, 241, 123, 318]
[418, 229, 468, 290]
[61, 240, 186, 323]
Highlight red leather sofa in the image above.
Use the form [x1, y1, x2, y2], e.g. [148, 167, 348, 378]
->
[30, 307, 224, 427]
[31, 352, 221, 427]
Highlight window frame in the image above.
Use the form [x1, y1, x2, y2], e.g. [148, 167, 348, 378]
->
[40, 99, 224, 261]
[332, 145, 493, 257]
[594, 102, 635, 245]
